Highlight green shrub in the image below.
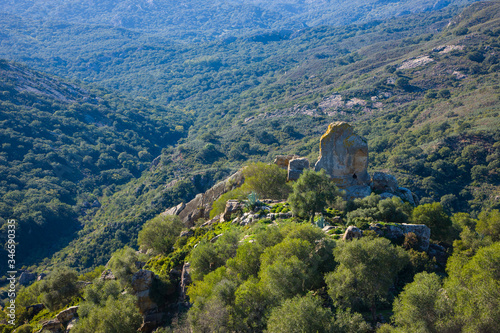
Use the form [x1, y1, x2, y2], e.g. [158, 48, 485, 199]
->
[138, 215, 184, 255]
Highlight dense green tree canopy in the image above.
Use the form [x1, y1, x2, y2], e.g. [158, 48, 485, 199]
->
[326, 237, 409, 322]
[289, 169, 343, 222]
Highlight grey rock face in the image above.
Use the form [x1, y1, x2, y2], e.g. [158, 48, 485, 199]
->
[56, 306, 79, 324]
[344, 185, 372, 200]
[274, 154, 299, 169]
[315, 122, 370, 189]
[161, 202, 185, 216]
[131, 270, 157, 314]
[19, 271, 36, 285]
[222, 199, 244, 221]
[287, 157, 310, 181]
[371, 172, 398, 193]
[162, 169, 245, 226]
[397, 187, 416, 206]
[343, 225, 363, 241]
[37, 319, 63, 333]
[369, 223, 431, 251]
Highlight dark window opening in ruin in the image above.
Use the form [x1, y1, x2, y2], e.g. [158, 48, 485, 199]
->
[352, 173, 357, 179]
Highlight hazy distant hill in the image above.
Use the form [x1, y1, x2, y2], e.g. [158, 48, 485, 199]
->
[1, 0, 478, 40]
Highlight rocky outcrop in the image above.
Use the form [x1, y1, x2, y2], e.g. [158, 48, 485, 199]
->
[222, 200, 244, 222]
[370, 172, 418, 206]
[287, 158, 309, 181]
[19, 271, 36, 285]
[179, 262, 192, 304]
[274, 154, 299, 169]
[369, 223, 431, 251]
[315, 122, 370, 188]
[37, 319, 64, 333]
[56, 306, 79, 324]
[26, 303, 45, 317]
[163, 169, 245, 226]
[66, 318, 78, 332]
[314, 122, 371, 199]
[131, 270, 157, 314]
[100, 269, 116, 280]
[343, 226, 363, 240]
[140, 312, 165, 333]
[371, 172, 398, 193]
[161, 202, 185, 217]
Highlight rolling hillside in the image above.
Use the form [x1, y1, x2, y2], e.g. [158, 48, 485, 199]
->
[0, 1, 499, 273]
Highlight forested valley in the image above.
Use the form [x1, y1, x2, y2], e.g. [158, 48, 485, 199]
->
[0, 0, 499, 332]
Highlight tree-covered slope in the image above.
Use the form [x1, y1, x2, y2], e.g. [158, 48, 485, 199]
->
[16, 1, 499, 272]
[0, 60, 191, 269]
[0, 0, 477, 41]
[1, 2, 499, 273]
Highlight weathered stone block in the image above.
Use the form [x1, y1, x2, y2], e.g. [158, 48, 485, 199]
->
[371, 172, 398, 193]
[274, 154, 299, 169]
[287, 158, 310, 181]
[315, 122, 370, 188]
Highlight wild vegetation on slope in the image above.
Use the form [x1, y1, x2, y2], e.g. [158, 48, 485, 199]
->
[1, 1, 498, 274]
[0, 61, 192, 270]
[4, 164, 498, 333]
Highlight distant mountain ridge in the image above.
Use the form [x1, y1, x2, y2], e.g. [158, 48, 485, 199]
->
[1, 0, 478, 40]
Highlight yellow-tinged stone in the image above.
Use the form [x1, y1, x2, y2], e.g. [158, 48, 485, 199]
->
[315, 122, 370, 191]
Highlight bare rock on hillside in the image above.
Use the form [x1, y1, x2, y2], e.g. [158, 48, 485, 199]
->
[161, 202, 185, 217]
[315, 122, 370, 190]
[163, 169, 245, 226]
[369, 223, 431, 251]
[343, 225, 363, 241]
[371, 172, 398, 193]
[274, 154, 299, 169]
[222, 200, 244, 222]
[37, 319, 64, 333]
[56, 306, 79, 324]
[131, 270, 157, 314]
[19, 271, 36, 285]
[287, 158, 310, 181]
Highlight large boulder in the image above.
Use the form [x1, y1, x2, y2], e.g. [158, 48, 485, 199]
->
[131, 270, 157, 314]
[371, 172, 398, 193]
[179, 262, 192, 304]
[343, 225, 363, 241]
[315, 122, 370, 190]
[161, 202, 185, 217]
[37, 319, 64, 333]
[344, 185, 372, 200]
[19, 271, 36, 285]
[396, 187, 416, 206]
[287, 158, 310, 181]
[163, 169, 245, 226]
[274, 154, 299, 169]
[56, 306, 79, 324]
[369, 223, 431, 251]
[222, 200, 244, 222]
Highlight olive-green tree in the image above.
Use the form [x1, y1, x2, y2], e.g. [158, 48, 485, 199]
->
[266, 294, 333, 333]
[288, 169, 343, 222]
[325, 237, 409, 323]
[391, 272, 446, 332]
[444, 242, 500, 332]
[412, 203, 452, 242]
[138, 214, 184, 255]
[243, 162, 291, 199]
[72, 294, 142, 333]
[107, 247, 139, 287]
[39, 267, 79, 311]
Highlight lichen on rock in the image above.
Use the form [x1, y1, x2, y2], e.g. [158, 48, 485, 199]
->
[315, 122, 370, 196]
